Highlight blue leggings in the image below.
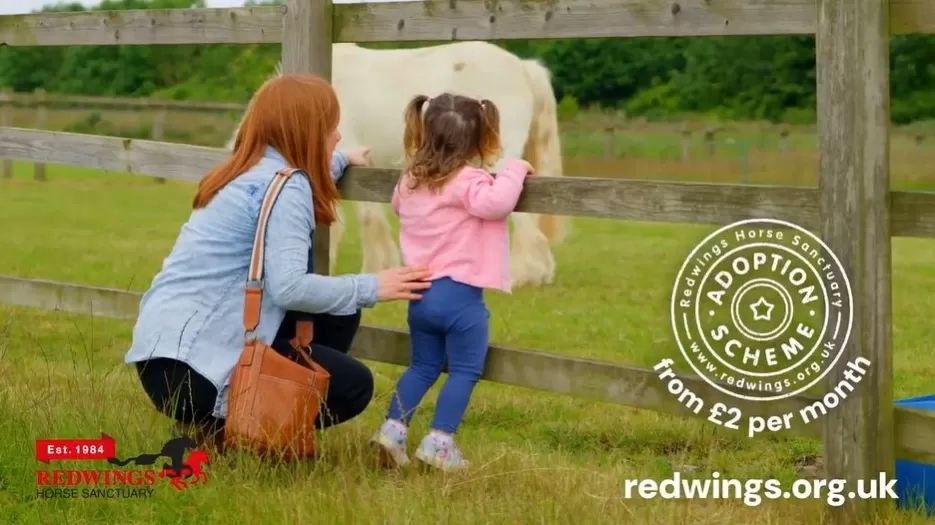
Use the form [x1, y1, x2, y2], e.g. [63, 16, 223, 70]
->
[386, 277, 489, 434]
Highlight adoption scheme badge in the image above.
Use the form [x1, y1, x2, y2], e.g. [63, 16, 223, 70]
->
[669, 218, 854, 402]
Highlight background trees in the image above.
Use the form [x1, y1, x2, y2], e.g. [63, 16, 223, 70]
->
[2, 0, 934, 124]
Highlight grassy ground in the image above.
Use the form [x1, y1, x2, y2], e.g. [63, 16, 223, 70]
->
[2, 116, 935, 523]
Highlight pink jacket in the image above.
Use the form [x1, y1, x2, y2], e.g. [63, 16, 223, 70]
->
[391, 160, 530, 294]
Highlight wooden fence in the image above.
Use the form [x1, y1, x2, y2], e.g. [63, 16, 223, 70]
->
[0, 91, 788, 168]
[2, 90, 932, 175]
[0, 89, 244, 182]
[2, 1, 935, 521]
[4, 90, 934, 162]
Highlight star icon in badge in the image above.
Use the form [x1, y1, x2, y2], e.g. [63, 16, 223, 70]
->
[750, 296, 775, 321]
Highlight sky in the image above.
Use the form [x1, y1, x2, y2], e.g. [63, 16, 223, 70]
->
[0, 0, 406, 15]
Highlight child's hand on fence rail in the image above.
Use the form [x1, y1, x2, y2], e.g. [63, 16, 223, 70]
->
[516, 159, 535, 176]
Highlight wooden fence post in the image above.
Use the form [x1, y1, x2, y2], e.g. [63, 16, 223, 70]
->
[0, 89, 12, 179]
[817, 0, 893, 522]
[151, 106, 167, 183]
[282, 0, 333, 275]
[602, 126, 614, 159]
[679, 123, 691, 162]
[703, 126, 719, 158]
[778, 126, 791, 152]
[33, 88, 47, 181]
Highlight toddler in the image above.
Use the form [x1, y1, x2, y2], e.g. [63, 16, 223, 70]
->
[370, 93, 533, 471]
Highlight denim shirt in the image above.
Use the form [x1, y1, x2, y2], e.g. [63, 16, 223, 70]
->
[124, 147, 379, 418]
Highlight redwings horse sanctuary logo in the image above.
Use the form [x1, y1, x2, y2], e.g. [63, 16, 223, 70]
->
[35, 434, 210, 499]
[659, 218, 858, 439]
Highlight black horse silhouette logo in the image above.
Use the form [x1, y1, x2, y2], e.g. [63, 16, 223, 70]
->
[107, 436, 209, 490]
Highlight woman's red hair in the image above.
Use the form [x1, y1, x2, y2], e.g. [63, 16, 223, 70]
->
[192, 73, 341, 225]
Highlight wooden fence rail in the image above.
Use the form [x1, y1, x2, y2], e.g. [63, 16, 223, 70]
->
[3, 90, 932, 170]
[0, 91, 246, 112]
[3, 127, 935, 236]
[1, 1, 934, 47]
[0, 2, 928, 521]
[0, 89, 247, 181]
[2, 274, 935, 466]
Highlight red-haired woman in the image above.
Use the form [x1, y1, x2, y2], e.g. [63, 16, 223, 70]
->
[124, 74, 432, 446]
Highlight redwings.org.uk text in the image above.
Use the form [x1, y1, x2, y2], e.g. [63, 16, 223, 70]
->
[623, 472, 898, 507]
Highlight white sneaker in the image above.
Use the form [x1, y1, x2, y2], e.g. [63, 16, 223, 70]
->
[414, 433, 469, 472]
[370, 419, 410, 467]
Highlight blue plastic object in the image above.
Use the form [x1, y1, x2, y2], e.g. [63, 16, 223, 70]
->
[895, 394, 935, 513]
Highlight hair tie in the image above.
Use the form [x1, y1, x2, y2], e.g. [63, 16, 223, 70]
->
[419, 97, 431, 119]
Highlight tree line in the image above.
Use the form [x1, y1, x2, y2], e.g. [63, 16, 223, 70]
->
[2, 0, 935, 124]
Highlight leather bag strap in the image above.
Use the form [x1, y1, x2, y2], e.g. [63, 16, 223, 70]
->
[290, 321, 314, 351]
[241, 167, 315, 366]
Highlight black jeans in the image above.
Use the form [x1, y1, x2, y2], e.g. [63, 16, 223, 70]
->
[134, 310, 373, 436]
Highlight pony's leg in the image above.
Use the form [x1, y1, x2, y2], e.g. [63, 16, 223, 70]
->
[331, 125, 398, 274]
[521, 59, 570, 249]
[356, 201, 401, 274]
[498, 118, 555, 289]
[328, 201, 346, 274]
[509, 212, 555, 287]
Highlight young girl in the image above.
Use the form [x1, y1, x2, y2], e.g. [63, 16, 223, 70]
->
[370, 93, 533, 471]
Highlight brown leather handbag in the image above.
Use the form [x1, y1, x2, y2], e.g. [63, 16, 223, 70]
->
[224, 167, 331, 460]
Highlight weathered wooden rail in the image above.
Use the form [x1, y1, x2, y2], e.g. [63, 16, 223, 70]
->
[0, 91, 245, 112]
[3, 127, 935, 236]
[3, 91, 932, 174]
[2, 272, 935, 468]
[0, 89, 245, 181]
[1, 1, 933, 522]
[1, 1, 934, 46]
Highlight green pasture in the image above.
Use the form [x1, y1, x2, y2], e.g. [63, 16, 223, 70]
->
[1, 157, 935, 523]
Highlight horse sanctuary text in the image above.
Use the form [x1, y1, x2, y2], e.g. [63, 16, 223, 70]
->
[35, 470, 156, 499]
[664, 219, 858, 437]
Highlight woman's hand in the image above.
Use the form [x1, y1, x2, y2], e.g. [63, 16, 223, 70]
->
[343, 147, 372, 167]
[375, 266, 433, 301]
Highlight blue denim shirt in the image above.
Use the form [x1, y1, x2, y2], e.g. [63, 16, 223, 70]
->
[124, 147, 378, 418]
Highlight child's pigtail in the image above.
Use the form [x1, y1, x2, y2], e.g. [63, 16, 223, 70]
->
[477, 99, 502, 168]
[403, 94, 430, 161]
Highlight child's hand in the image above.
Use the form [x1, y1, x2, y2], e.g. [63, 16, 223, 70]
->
[517, 159, 535, 176]
[343, 147, 372, 167]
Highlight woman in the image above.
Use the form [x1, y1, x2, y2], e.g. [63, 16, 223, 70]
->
[124, 73, 432, 447]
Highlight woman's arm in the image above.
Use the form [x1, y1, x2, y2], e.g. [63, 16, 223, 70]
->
[263, 176, 378, 315]
[330, 151, 349, 183]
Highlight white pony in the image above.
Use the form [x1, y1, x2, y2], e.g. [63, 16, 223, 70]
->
[228, 41, 569, 287]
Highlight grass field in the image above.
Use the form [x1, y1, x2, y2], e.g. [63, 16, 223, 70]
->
[3, 117, 935, 523]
